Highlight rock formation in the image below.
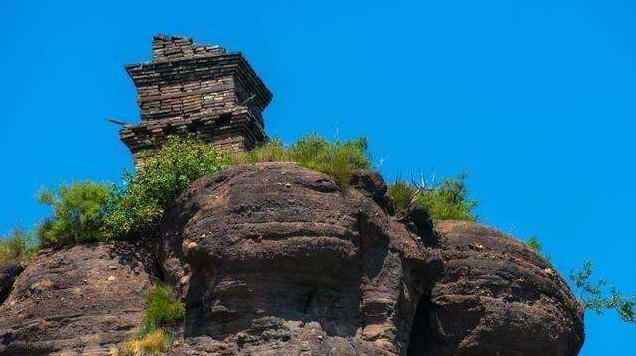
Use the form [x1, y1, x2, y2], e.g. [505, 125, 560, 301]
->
[0, 33, 586, 355]
[0, 163, 584, 355]
[159, 162, 442, 355]
[411, 220, 584, 356]
[0, 244, 154, 355]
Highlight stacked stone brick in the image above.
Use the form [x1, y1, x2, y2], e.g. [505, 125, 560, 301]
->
[119, 34, 272, 166]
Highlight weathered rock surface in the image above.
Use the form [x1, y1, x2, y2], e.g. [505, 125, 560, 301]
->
[159, 162, 441, 355]
[349, 169, 395, 215]
[408, 220, 585, 356]
[0, 243, 153, 355]
[0, 163, 584, 355]
[158, 162, 583, 355]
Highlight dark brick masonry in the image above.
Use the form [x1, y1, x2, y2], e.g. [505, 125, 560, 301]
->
[119, 34, 272, 166]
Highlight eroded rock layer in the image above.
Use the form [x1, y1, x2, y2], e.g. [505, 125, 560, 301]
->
[0, 243, 153, 355]
[408, 220, 585, 356]
[0, 164, 585, 355]
[159, 162, 441, 355]
[158, 163, 583, 355]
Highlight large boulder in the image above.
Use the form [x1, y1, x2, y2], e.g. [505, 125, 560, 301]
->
[0, 164, 585, 355]
[158, 162, 584, 355]
[407, 220, 585, 356]
[0, 243, 153, 355]
[160, 162, 441, 355]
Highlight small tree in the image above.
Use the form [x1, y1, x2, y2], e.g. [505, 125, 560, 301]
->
[570, 261, 635, 324]
[37, 181, 112, 247]
[0, 227, 39, 263]
[104, 136, 228, 239]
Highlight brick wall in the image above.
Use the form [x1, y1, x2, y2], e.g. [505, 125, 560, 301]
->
[119, 34, 272, 167]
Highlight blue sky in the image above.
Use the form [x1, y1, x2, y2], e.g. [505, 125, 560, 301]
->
[1, 0, 634, 353]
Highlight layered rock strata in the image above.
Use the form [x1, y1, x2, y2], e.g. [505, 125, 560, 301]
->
[0, 163, 584, 355]
[0, 244, 153, 355]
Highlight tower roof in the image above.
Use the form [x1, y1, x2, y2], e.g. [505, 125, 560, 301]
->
[124, 34, 272, 117]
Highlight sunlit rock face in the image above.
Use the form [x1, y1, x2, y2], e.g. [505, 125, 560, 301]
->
[159, 162, 441, 355]
[158, 162, 584, 355]
[0, 243, 154, 355]
[408, 220, 585, 356]
[0, 163, 584, 355]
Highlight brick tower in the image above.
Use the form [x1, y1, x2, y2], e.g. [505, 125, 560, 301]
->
[119, 34, 272, 165]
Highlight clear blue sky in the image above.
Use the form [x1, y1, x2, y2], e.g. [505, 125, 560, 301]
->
[1, 0, 634, 353]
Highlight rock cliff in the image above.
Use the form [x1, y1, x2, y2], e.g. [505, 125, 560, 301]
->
[0, 163, 584, 355]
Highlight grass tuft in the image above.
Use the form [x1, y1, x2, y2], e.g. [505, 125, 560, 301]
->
[388, 172, 477, 221]
[117, 284, 185, 355]
[118, 329, 168, 356]
[139, 284, 186, 335]
[230, 134, 370, 185]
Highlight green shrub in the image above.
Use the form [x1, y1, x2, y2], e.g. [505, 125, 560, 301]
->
[118, 285, 184, 355]
[526, 235, 550, 260]
[0, 227, 39, 264]
[231, 134, 370, 185]
[103, 136, 228, 239]
[387, 179, 418, 214]
[140, 284, 186, 336]
[37, 181, 113, 247]
[526, 236, 541, 252]
[34, 135, 368, 244]
[570, 261, 635, 324]
[388, 172, 477, 221]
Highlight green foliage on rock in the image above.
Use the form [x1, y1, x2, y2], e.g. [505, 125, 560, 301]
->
[526, 236, 542, 252]
[388, 172, 477, 221]
[120, 285, 184, 355]
[140, 284, 186, 336]
[37, 181, 113, 247]
[231, 134, 370, 185]
[0, 227, 39, 264]
[526, 236, 550, 260]
[34, 134, 369, 243]
[570, 260, 635, 324]
[103, 136, 228, 239]
[120, 329, 168, 356]
[28, 136, 474, 246]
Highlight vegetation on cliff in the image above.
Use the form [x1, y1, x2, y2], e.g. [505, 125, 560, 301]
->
[26, 134, 476, 250]
[104, 136, 228, 239]
[3, 133, 632, 344]
[120, 284, 185, 356]
[37, 181, 112, 246]
[388, 173, 477, 221]
[0, 227, 38, 264]
[231, 134, 370, 185]
[570, 261, 635, 324]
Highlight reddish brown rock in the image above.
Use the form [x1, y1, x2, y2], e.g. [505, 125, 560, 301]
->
[160, 162, 441, 355]
[158, 163, 583, 355]
[0, 243, 154, 355]
[0, 164, 585, 355]
[407, 220, 584, 356]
